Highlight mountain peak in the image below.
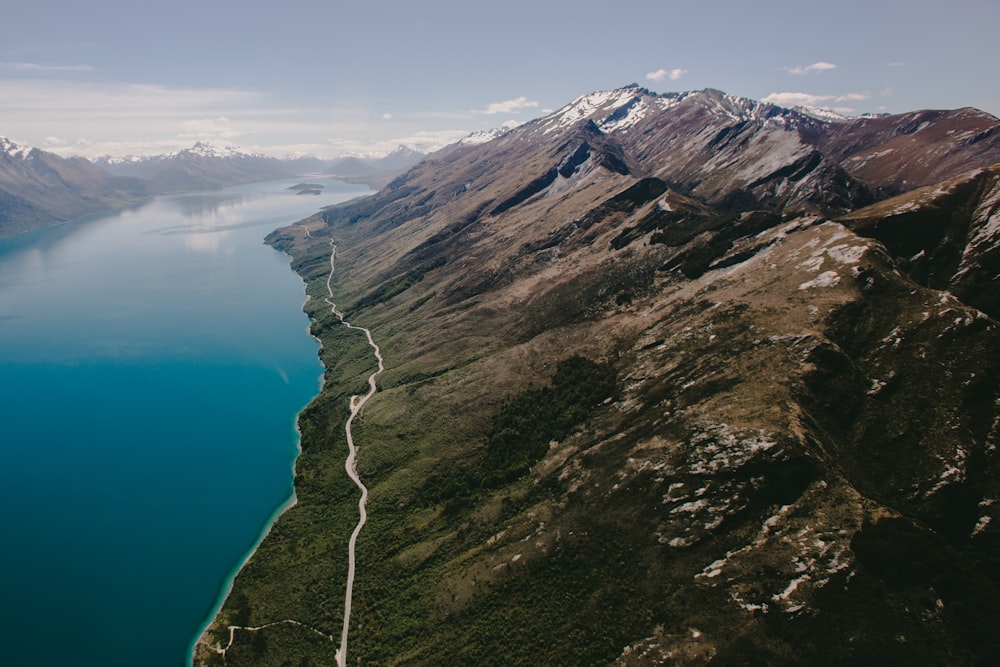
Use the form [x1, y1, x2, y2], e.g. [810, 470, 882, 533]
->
[237, 84, 1000, 667]
[794, 105, 851, 122]
[0, 136, 34, 160]
[538, 86, 652, 135]
[460, 125, 517, 147]
[177, 142, 264, 159]
[534, 86, 791, 138]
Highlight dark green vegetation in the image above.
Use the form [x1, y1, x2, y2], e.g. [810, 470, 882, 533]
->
[196, 88, 1000, 665]
[420, 356, 616, 504]
[479, 357, 616, 485]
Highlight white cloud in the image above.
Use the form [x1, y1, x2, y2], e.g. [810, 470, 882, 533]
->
[784, 62, 837, 75]
[0, 62, 95, 73]
[0, 77, 519, 160]
[646, 68, 687, 82]
[328, 128, 472, 157]
[0, 79, 265, 121]
[0, 78, 336, 157]
[762, 91, 871, 109]
[474, 96, 539, 115]
[177, 117, 241, 140]
[837, 92, 872, 102]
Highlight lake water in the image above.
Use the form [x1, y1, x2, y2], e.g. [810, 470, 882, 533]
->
[0, 178, 371, 666]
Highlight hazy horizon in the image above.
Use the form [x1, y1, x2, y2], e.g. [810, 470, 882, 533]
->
[4, 0, 999, 160]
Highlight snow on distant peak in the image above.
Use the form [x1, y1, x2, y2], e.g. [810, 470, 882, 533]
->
[542, 86, 646, 134]
[97, 153, 151, 165]
[536, 86, 797, 137]
[1, 136, 34, 159]
[179, 142, 264, 159]
[460, 126, 513, 146]
[599, 95, 654, 134]
[694, 89, 779, 123]
[794, 106, 850, 122]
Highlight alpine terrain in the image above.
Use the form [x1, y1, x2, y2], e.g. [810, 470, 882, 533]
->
[323, 146, 428, 189]
[0, 137, 146, 237]
[0, 140, 318, 237]
[194, 86, 1000, 666]
[93, 142, 295, 194]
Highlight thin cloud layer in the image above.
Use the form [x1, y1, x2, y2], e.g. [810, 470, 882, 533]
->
[0, 61, 95, 73]
[0, 78, 346, 157]
[762, 91, 871, 109]
[0, 73, 478, 159]
[646, 68, 687, 82]
[328, 128, 472, 158]
[475, 96, 539, 115]
[783, 61, 837, 75]
[178, 117, 242, 140]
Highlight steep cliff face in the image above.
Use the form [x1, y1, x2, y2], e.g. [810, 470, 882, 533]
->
[197, 87, 1000, 666]
[840, 164, 1000, 318]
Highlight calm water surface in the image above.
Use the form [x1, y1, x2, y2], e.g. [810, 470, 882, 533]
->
[0, 178, 371, 666]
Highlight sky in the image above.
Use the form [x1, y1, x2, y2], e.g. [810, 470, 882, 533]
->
[2, 0, 999, 159]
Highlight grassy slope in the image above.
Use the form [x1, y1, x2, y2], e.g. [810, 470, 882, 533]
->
[194, 169, 1000, 665]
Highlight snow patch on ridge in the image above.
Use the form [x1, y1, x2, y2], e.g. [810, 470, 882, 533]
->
[599, 97, 652, 133]
[0, 136, 34, 159]
[798, 271, 841, 290]
[794, 106, 850, 122]
[460, 127, 512, 146]
[179, 142, 266, 159]
[542, 87, 641, 134]
[967, 179, 1000, 246]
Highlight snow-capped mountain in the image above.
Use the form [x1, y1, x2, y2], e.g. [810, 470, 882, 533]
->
[458, 126, 514, 146]
[0, 136, 35, 161]
[409, 85, 1000, 221]
[176, 142, 270, 160]
[204, 85, 1000, 665]
[0, 137, 146, 236]
[93, 141, 294, 193]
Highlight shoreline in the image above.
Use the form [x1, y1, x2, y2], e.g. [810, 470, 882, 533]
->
[187, 260, 325, 665]
[188, 192, 378, 665]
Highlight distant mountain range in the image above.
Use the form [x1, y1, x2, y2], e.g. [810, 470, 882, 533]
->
[0, 140, 431, 237]
[195, 85, 1000, 665]
[322, 145, 428, 188]
[93, 142, 296, 193]
[0, 137, 146, 236]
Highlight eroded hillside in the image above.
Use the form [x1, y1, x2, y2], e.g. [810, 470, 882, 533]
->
[195, 86, 1000, 666]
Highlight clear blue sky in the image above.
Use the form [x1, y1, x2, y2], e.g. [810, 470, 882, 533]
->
[3, 0, 998, 158]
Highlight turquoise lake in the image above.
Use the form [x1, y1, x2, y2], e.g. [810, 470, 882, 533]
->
[0, 178, 371, 666]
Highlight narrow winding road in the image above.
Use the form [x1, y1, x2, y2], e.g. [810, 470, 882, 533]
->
[207, 236, 382, 666]
[323, 240, 384, 667]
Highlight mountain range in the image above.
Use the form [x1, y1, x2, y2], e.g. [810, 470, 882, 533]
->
[322, 145, 429, 188]
[194, 85, 1000, 665]
[0, 140, 430, 237]
[92, 142, 295, 193]
[0, 137, 146, 236]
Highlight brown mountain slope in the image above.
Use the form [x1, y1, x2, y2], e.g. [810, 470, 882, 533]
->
[814, 107, 1000, 192]
[839, 164, 1000, 318]
[195, 88, 1000, 666]
[0, 138, 146, 236]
